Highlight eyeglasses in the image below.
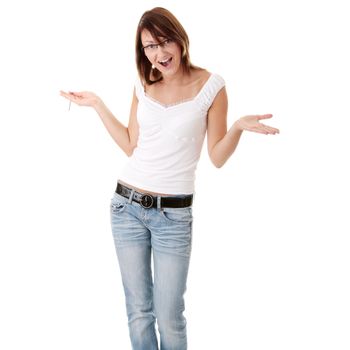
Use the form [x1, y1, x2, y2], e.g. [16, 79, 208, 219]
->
[142, 38, 174, 53]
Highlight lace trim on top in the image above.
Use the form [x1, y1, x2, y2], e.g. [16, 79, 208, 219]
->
[139, 73, 215, 109]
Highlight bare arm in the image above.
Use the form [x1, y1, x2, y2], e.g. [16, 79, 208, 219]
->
[94, 89, 139, 157]
[207, 87, 279, 168]
[207, 87, 241, 168]
[60, 88, 139, 157]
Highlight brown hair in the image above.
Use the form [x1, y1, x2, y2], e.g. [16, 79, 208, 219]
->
[135, 7, 198, 85]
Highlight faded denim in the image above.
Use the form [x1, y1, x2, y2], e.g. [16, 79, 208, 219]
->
[110, 190, 193, 350]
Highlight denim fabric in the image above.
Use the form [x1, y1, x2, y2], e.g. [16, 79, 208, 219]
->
[110, 190, 193, 350]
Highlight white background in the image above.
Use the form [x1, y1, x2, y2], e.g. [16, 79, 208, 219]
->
[1, 0, 349, 349]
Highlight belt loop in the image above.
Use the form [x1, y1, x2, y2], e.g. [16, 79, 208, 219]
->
[128, 189, 135, 204]
[157, 195, 161, 210]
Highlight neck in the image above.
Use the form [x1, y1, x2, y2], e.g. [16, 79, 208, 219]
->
[161, 66, 189, 86]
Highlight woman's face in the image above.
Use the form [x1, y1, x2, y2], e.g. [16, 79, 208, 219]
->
[141, 29, 183, 78]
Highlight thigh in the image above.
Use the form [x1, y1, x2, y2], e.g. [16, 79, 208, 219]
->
[110, 192, 150, 247]
[150, 206, 193, 258]
[150, 207, 193, 317]
[110, 192, 153, 304]
[153, 248, 191, 315]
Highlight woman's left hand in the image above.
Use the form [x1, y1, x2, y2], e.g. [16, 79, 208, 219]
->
[235, 114, 280, 135]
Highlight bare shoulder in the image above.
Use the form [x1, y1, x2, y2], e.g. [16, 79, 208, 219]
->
[186, 68, 211, 95]
[191, 67, 211, 84]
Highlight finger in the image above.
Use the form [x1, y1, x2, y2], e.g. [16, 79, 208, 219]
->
[257, 114, 273, 120]
[250, 126, 269, 134]
[59, 91, 73, 101]
[267, 127, 280, 134]
[60, 94, 75, 102]
[60, 91, 76, 99]
[255, 125, 276, 135]
[60, 91, 82, 105]
[259, 125, 272, 134]
[68, 91, 82, 98]
[260, 124, 279, 134]
[59, 90, 69, 97]
[259, 121, 280, 132]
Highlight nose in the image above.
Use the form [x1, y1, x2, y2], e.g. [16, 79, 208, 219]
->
[155, 45, 169, 60]
[157, 44, 167, 53]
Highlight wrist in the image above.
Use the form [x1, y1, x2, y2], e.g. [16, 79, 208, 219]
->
[93, 97, 104, 111]
[233, 119, 243, 132]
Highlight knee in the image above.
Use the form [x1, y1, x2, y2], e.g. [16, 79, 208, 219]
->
[156, 310, 187, 334]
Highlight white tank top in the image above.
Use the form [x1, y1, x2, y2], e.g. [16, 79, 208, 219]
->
[118, 72, 225, 195]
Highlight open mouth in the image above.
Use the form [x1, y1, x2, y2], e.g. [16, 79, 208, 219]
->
[158, 57, 172, 67]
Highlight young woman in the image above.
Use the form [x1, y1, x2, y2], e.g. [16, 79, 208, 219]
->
[60, 7, 279, 350]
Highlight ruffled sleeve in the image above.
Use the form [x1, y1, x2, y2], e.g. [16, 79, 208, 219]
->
[134, 75, 145, 100]
[197, 73, 226, 112]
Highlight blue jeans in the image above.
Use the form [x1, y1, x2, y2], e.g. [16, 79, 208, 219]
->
[110, 190, 193, 350]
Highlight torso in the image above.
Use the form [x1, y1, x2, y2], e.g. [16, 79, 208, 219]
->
[122, 68, 210, 196]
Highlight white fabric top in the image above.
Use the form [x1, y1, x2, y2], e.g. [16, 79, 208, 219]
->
[118, 72, 225, 194]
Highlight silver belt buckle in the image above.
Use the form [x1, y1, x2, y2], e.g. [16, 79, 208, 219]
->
[140, 194, 154, 208]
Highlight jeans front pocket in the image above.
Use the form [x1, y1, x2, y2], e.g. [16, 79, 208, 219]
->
[160, 206, 193, 224]
[110, 193, 128, 214]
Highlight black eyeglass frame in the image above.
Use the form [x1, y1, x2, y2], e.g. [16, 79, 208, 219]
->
[141, 38, 174, 52]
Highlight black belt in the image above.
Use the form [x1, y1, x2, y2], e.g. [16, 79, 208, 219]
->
[115, 182, 193, 209]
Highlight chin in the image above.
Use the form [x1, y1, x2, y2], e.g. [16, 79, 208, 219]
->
[161, 65, 181, 76]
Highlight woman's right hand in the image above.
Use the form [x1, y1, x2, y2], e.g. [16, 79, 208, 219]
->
[59, 90, 101, 108]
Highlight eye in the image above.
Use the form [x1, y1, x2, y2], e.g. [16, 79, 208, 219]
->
[143, 44, 158, 51]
